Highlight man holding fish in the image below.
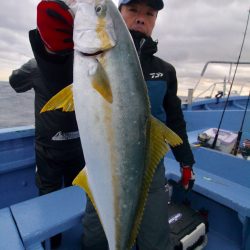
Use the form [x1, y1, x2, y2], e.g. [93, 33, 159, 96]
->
[13, 0, 195, 249]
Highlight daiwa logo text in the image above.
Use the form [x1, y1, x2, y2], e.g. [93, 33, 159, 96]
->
[150, 72, 164, 79]
[168, 213, 182, 224]
[52, 131, 80, 141]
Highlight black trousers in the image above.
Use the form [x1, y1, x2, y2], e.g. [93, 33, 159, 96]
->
[35, 143, 85, 196]
[81, 162, 171, 250]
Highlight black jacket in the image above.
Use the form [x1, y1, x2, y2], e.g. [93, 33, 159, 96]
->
[9, 30, 81, 149]
[132, 31, 195, 166]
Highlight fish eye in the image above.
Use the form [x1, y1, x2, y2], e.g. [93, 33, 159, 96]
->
[95, 4, 106, 16]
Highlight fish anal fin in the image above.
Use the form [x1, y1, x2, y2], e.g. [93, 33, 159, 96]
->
[40, 84, 74, 113]
[128, 115, 183, 248]
[73, 168, 102, 224]
[92, 61, 113, 103]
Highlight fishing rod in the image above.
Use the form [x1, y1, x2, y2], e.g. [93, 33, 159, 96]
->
[212, 9, 250, 149]
[233, 91, 250, 155]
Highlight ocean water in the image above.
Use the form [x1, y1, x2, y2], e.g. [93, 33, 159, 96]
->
[0, 81, 34, 128]
[0, 80, 185, 130]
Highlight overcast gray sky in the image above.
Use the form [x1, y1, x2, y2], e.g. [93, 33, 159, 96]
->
[0, 0, 249, 96]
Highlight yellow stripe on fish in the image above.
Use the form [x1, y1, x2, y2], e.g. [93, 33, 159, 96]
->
[96, 16, 114, 51]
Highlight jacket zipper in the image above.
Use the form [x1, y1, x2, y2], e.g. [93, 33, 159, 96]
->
[138, 38, 146, 58]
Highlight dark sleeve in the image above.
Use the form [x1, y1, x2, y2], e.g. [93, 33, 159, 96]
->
[9, 59, 37, 93]
[163, 64, 195, 166]
[29, 29, 73, 92]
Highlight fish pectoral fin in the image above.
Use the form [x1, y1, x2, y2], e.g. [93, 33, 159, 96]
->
[73, 168, 100, 217]
[40, 84, 74, 113]
[128, 115, 183, 248]
[91, 60, 113, 103]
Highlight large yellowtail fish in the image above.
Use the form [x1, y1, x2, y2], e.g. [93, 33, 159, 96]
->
[41, 0, 183, 249]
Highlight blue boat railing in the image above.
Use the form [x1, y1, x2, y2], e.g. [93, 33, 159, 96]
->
[0, 207, 25, 250]
[183, 110, 250, 132]
[0, 126, 37, 208]
[10, 186, 86, 250]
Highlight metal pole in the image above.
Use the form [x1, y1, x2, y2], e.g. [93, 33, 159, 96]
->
[233, 91, 250, 155]
[187, 89, 194, 105]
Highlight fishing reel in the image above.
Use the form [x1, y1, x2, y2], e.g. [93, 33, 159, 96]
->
[240, 139, 250, 159]
[197, 133, 211, 148]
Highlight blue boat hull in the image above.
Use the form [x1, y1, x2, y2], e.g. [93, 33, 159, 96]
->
[0, 96, 250, 250]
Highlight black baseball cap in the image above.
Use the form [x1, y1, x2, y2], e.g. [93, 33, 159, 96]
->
[118, 0, 164, 10]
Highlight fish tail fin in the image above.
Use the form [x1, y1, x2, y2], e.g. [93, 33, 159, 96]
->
[40, 84, 74, 113]
[128, 115, 182, 248]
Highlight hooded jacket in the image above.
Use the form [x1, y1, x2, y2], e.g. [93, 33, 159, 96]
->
[131, 31, 195, 166]
[9, 30, 81, 149]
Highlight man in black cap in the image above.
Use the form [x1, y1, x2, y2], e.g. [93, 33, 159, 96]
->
[16, 0, 195, 249]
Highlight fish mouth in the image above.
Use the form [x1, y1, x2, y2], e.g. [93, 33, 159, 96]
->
[81, 51, 104, 57]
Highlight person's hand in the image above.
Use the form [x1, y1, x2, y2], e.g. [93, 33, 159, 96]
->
[37, 0, 74, 54]
[180, 166, 195, 191]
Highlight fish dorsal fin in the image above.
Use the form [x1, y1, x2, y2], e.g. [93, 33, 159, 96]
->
[40, 84, 74, 113]
[128, 115, 183, 248]
[91, 60, 113, 103]
[73, 168, 100, 218]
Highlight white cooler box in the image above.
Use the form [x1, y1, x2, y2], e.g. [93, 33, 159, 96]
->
[199, 128, 238, 153]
